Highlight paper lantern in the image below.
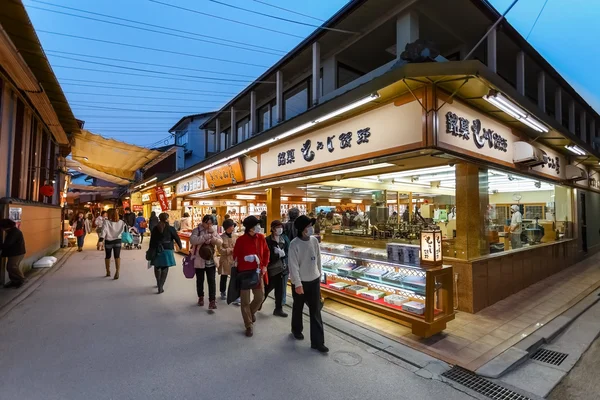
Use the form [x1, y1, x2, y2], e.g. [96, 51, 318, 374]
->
[40, 184, 54, 197]
[420, 228, 443, 266]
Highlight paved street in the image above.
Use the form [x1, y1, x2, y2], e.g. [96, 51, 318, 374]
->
[549, 335, 600, 400]
[0, 236, 472, 400]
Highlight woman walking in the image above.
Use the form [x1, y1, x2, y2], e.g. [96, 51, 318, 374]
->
[217, 219, 237, 301]
[289, 215, 328, 353]
[135, 212, 147, 244]
[101, 208, 127, 280]
[71, 212, 87, 252]
[95, 211, 107, 251]
[233, 216, 269, 337]
[190, 215, 221, 309]
[149, 211, 159, 233]
[0, 219, 26, 288]
[264, 220, 289, 317]
[149, 213, 182, 294]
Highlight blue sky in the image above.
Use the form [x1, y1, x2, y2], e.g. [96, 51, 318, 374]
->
[23, 0, 600, 147]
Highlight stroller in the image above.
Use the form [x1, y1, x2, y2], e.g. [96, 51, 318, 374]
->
[124, 226, 142, 250]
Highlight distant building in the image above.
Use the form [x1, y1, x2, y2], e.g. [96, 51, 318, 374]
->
[168, 112, 217, 169]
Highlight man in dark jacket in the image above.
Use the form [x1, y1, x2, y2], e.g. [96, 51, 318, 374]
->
[284, 207, 300, 241]
[0, 219, 26, 288]
[123, 207, 136, 227]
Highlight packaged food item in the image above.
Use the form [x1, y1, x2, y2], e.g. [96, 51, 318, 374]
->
[350, 267, 367, 278]
[402, 276, 426, 292]
[402, 301, 426, 315]
[345, 285, 368, 295]
[337, 264, 356, 276]
[361, 290, 385, 300]
[384, 294, 410, 306]
[364, 268, 387, 281]
[330, 282, 350, 290]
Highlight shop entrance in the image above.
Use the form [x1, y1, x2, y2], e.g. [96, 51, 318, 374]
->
[580, 192, 587, 252]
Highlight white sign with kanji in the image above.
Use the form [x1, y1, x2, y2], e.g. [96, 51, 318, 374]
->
[260, 101, 423, 178]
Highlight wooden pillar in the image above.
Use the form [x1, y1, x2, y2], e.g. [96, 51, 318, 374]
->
[408, 192, 413, 220]
[266, 187, 281, 229]
[396, 192, 401, 223]
[454, 163, 490, 260]
[276, 70, 283, 123]
[312, 42, 321, 106]
[250, 91, 257, 136]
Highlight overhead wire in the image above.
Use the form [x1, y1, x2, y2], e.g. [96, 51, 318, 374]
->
[63, 92, 228, 102]
[251, 0, 325, 23]
[526, 0, 550, 40]
[54, 80, 238, 95]
[69, 101, 222, 108]
[45, 50, 259, 78]
[23, 0, 286, 54]
[72, 104, 212, 113]
[148, 0, 304, 39]
[205, 0, 355, 34]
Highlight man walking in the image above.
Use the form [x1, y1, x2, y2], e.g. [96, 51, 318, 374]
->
[0, 219, 26, 288]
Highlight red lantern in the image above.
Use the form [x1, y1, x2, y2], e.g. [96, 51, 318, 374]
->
[40, 185, 54, 197]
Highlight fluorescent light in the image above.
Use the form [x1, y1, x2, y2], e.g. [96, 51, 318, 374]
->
[134, 177, 158, 189]
[163, 94, 379, 185]
[280, 196, 289, 201]
[483, 91, 549, 133]
[565, 145, 586, 156]
[328, 199, 342, 203]
[236, 194, 256, 200]
[302, 197, 316, 202]
[351, 200, 363, 204]
[312, 94, 379, 123]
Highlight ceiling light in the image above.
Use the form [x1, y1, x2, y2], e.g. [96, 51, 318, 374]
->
[280, 196, 289, 201]
[163, 94, 380, 186]
[328, 199, 342, 203]
[351, 200, 363, 204]
[565, 145, 586, 156]
[236, 194, 256, 200]
[483, 91, 549, 133]
[134, 177, 158, 189]
[302, 197, 316, 202]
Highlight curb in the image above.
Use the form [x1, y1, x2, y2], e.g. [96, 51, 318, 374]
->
[0, 247, 75, 320]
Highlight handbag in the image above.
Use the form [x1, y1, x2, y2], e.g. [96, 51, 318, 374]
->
[121, 231, 133, 244]
[146, 243, 164, 261]
[227, 265, 241, 305]
[74, 229, 84, 237]
[182, 245, 196, 279]
[139, 221, 148, 229]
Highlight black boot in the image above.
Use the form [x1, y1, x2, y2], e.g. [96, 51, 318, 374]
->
[158, 268, 169, 294]
[154, 267, 160, 288]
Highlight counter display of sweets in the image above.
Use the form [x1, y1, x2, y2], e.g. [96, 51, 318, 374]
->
[386, 243, 420, 266]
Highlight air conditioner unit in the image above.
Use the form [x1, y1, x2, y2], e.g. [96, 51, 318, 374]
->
[513, 142, 546, 167]
[565, 165, 588, 181]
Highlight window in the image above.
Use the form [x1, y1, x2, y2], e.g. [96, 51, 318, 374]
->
[237, 117, 250, 144]
[176, 130, 188, 147]
[11, 99, 25, 198]
[524, 205, 545, 220]
[257, 100, 275, 133]
[223, 128, 231, 149]
[284, 79, 310, 120]
[206, 129, 216, 154]
[337, 62, 364, 89]
[219, 129, 226, 152]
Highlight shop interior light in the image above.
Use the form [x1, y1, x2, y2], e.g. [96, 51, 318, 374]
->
[564, 145, 586, 156]
[312, 93, 380, 124]
[134, 177, 157, 189]
[235, 194, 256, 200]
[302, 197, 316, 202]
[483, 91, 549, 133]
[328, 199, 342, 203]
[351, 199, 363, 204]
[163, 95, 380, 186]
[280, 196, 289, 201]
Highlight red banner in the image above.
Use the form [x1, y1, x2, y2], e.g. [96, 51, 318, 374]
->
[156, 187, 170, 212]
[132, 205, 143, 212]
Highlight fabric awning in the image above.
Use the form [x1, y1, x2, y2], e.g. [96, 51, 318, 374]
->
[70, 130, 162, 184]
[68, 184, 118, 192]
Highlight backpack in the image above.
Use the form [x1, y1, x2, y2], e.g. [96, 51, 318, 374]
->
[139, 220, 148, 229]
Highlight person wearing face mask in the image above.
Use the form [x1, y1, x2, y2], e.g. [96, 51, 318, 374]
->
[263, 220, 290, 317]
[217, 219, 238, 302]
[509, 205, 523, 249]
[190, 215, 222, 310]
[288, 215, 328, 353]
[233, 216, 270, 337]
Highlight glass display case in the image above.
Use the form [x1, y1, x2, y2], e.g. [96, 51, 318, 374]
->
[319, 246, 454, 338]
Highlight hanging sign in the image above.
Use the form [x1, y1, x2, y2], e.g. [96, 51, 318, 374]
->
[156, 187, 170, 211]
[132, 205, 143, 212]
[205, 159, 245, 189]
[176, 174, 204, 196]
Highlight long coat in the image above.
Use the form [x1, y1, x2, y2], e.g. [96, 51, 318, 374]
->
[217, 232, 237, 276]
[190, 225, 222, 269]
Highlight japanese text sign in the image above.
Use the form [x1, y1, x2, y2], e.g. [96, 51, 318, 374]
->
[156, 186, 170, 212]
[205, 159, 245, 189]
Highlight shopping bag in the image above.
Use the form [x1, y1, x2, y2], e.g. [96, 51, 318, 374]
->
[121, 231, 133, 244]
[182, 255, 195, 279]
[227, 266, 241, 305]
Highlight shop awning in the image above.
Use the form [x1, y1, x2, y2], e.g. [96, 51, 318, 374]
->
[68, 184, 118, 192]
[70, 130, 162, 185]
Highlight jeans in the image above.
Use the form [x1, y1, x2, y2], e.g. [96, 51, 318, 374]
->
[220, 274, 228, 294]
[104, 239, 122, 259]
[291, 278, 325, 346]
[264, 272, 283, 310]
[281, 269, 289, 305]
[77, 233, 85, 248]
[240, 286, 264, 328]
[196, 266, 216, 301]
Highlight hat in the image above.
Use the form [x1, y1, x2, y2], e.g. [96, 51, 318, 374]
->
[511, 205, 520, 212]
[243, 215, 261, 230]
[271, 219, 283, 230]
[294, 215, 316, 233]
[223, 219, 236, 230]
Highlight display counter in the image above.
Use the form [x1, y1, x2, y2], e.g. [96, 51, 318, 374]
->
[176, 231, 192, 255]
[319, 244, 455, 338]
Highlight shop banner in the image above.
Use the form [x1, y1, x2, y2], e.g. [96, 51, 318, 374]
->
[176, 174, 204, 196]
[141, 189, 157, 203]
[260, 101, 423, 178]
[132, 205, 143, 212]
[156, 187, 170, 211]
[122, 201, 130, 209]
[205, 159, 245, 189]
[438, 100, 567, 181]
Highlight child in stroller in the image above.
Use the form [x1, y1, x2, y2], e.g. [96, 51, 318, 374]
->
[124, 226, 142, 250]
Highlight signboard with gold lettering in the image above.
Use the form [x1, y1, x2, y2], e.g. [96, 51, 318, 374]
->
[205, 159, 244, 189]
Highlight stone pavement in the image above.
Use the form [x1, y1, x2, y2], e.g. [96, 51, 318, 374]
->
[0, 234, 476, 400]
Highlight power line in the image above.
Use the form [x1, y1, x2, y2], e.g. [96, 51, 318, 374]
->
[45, 50, 258, 78]
[55, 80, 237, 96]
[34, 29, 270, 68]
[70, 101, 221, 108]
[64, 92, 227, 102]
[24, 0, 286, 54]
[44, 54, 271, 84]
[76, 115, 183, 119]
[149, 0, 304, 39]
[73, 104, 212, 113]
[526, 0, 550, 40]
[251, 0, 324, 22]
[205, 0, 355, 34]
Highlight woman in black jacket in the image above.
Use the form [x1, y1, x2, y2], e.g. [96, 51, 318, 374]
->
[149, 213, 182, 294]
[263, 220, 289, 317]
[149, 211, 159, 233]
[0, 219, 26, 288]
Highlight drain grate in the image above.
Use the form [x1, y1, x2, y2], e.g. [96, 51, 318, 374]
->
[531, 348, 568, 366]
[442, 367, 531, 400]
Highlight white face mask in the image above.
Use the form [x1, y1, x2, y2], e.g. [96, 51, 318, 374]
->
[306, 226, 314, 236]
[275, 227, 283, 235]
[254, 225, 263, 234]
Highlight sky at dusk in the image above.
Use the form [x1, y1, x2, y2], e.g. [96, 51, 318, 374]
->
[22, 0, 600, 147]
